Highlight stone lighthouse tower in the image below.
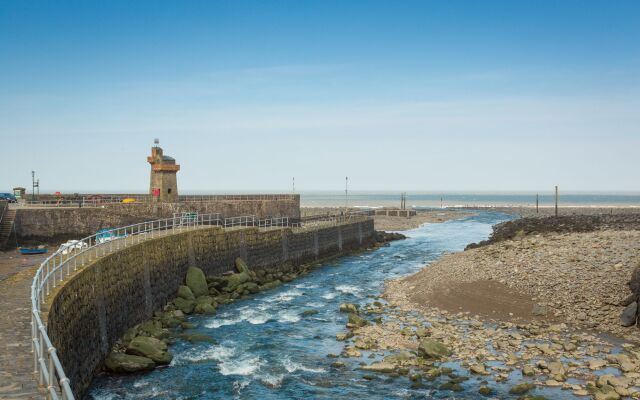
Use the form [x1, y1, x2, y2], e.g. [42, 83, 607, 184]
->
[147, 140, 180, 202]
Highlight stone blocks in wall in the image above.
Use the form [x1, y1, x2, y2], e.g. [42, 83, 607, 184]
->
[47, 219, 374, 398]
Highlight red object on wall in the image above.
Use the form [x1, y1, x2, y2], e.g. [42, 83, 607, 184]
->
[152, 188, 160, 197]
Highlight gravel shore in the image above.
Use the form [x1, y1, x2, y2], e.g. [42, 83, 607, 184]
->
[392, 229, 640, 340]
[337, 219, 640, 399]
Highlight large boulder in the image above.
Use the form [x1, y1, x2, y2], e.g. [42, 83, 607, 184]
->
[620, 301, 637, 327]
[235, 282, 260, 294]
[177, 285, 195, 300]
[173, 297, 195, 314]
[347, 313, 368, 328]
[126, 336, 172, 364]
[194, 303, 216, 314]
[235, 257, 250, 274]
[418, 339, 452, 360]
[186, 267, 208, 298]
[222, 272, 251, 292]
[104, 352, 155, 373]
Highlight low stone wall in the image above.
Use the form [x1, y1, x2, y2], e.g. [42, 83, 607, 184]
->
[14, 196, 300, 243]
[46, 219, 374, 398]
[466, 214, 640, 249]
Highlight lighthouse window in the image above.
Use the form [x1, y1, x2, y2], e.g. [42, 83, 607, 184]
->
[168, 188, 172, 194]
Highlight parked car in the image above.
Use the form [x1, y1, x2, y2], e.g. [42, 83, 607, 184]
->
[58, 240, 88, 255]
[0, 193, 17, 203]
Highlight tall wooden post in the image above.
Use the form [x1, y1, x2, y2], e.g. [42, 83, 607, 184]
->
[536, 194, 539, 214]
[554, 186, 558, 217]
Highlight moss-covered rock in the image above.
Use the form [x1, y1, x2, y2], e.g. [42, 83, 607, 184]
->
[177, 333, 217, 344]
[173, 297, 195, 314]
[339, 303, 359, 314]
[138, 320, 168, 339]
[194, 303, 216, 314]
[126, 336, 172, 365]
[104, 352, 155, 373]
[259, 280, 282, 291]
[509, 382, 536, 395]
[235, 257, 250, 274]
[360, 362, 396, 373]
[347, 313, 368, 327]
[417, 339, 452, 360]
[177, 285, 195, 300]
[222, 272, 251, 292]
[186, 266, 208, 297]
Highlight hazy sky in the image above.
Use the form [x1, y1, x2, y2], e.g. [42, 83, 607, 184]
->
[1, 0, 639, 193]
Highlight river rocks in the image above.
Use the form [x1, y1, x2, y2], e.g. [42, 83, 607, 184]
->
[194, 303, 216, 314]
[347, 313, 368, 328]
[417, 339, 452, 360]
[301, 309, 319, 317]
[339, 303, 359, 313]
[235, 282, 260, 294]
[360, 362, 396, 373]
[235, 257, 250, 273]
[478, 386, 492, 396]
[594, 385, 621, 400]
[620, 301, 638, 327]
[177, 285, 195, 300]
[260, 280, 282, 291]
[173, 297, 195, 314]
[104, 352, 155, 373]
[138, 320, 168, 339]
[374, 231, 407, 243]
[589, 359, 607, 370]
[222, 272, 251, 292]
[469, 363, 488, 375]
[126, 336, 172, 365]
[177, 333, 217, 343]
[336, 331, 354, 341]
[186, 266, 208, 297]
[547, 361, 566, 381]
[509, 382, 535, 395]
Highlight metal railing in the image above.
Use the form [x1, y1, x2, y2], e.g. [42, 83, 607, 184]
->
[30, 212, 222, 399]
[30, 210, 371, 399]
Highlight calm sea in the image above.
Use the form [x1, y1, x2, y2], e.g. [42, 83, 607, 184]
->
[298, 191, 640, 208]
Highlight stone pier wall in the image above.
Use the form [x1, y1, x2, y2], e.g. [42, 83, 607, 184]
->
[14, 196, 300, 243]
[46, 218, 374, 398]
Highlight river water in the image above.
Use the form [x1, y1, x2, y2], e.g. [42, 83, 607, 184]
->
[89, 211, 582, 399]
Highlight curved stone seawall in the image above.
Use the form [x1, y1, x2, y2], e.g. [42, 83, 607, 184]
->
[46, 219, 374, 398]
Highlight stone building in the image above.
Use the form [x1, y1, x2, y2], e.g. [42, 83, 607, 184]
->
[147, 143, 180, 202]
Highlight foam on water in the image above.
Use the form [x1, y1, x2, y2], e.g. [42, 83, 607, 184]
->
[90, 212, 547, 399]
[277, 311, 301, 323]
[282, 357, 326, 373]
[265, 289, 304, 302]
[335, 285, 362, 295]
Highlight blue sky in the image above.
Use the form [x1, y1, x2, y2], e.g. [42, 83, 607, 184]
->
[1, 0, 639, 192]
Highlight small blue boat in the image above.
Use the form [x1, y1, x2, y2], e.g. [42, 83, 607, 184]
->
[19, 247, 48, 255]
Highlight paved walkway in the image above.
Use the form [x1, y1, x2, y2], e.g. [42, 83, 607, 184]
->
[0, 258, 42, 399]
